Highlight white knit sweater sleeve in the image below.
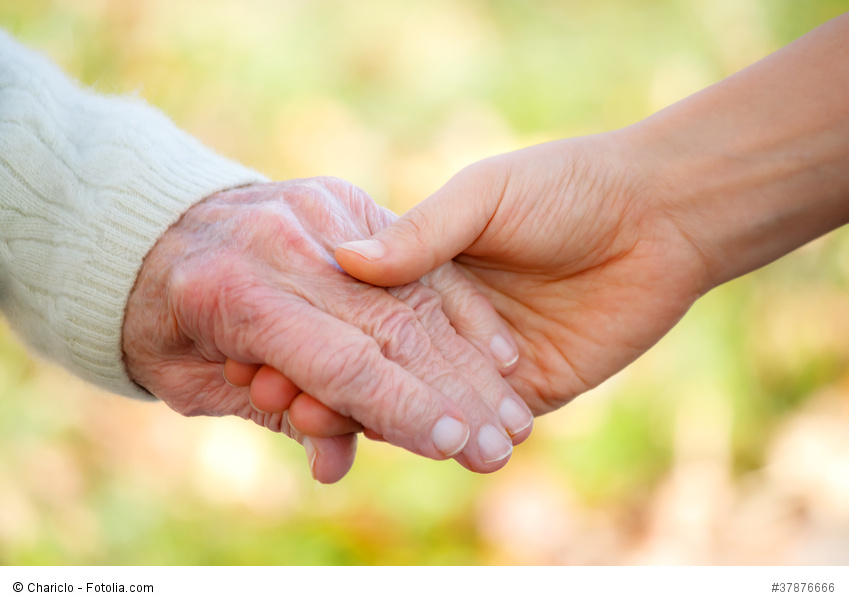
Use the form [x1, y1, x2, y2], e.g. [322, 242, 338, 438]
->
[0, 31, 267, 399]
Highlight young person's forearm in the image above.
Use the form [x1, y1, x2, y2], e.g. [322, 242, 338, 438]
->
[630, 13, 849, 289]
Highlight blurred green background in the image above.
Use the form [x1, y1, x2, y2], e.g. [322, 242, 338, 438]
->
[2, 0, 849, 565]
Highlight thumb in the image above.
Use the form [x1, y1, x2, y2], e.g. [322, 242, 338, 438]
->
[336, 163, 502, 287]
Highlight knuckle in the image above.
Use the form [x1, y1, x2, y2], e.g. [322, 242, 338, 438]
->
[243, 186, 349, 266]
[244, 205, 315, 260]
[373, 306, 426, 364]
[403, 206, 436, 252]
[274, 180, 332, 216]
[400, 284, 445, 322]
[313, 175, 357, 197]
[390, 282, 455, 342]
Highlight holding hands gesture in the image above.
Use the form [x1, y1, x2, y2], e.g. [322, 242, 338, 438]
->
[236, 13, 849, 479]
[123, 179, 532, 483]
[337, 134, 706, 416]
[6, 11, 848, 485]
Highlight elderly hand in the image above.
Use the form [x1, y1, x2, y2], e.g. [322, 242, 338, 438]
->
[122, 178, 532, 483]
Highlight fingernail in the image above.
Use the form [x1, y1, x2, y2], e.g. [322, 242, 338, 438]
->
[490, 334, 519, 368]
[223, 368, 235, 387]
[338, 239, 386, 261]
[249, 393, 259, 412]
[303, 437, 317, 480]
[431, 416, 469, 458]
[477, 424, 513, 463]
[499, 398, 533, 436]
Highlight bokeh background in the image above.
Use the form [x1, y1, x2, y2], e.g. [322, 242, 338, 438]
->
[2, 0, 849, 565]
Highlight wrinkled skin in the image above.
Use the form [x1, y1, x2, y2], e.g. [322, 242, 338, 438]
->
[123, 178, 531, 483]
[336, 133, 710, 416]
[220, 15, 849, 451]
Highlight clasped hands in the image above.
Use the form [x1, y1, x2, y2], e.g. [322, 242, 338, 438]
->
[122, 132, 708, 483]
[123, 177, 532, 483]
[114, 13, 849, 483]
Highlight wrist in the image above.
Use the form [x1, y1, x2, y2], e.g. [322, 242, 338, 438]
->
[624, 15, 849, 292]
[621, 117, 752, 292]
[593, 126, 716, 299]
[629, 108, 849, 293]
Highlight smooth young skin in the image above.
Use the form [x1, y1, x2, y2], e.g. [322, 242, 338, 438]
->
[340, 135, 703, 415]
[336, 13, 849, 415]
[122, 178, 531, 483]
